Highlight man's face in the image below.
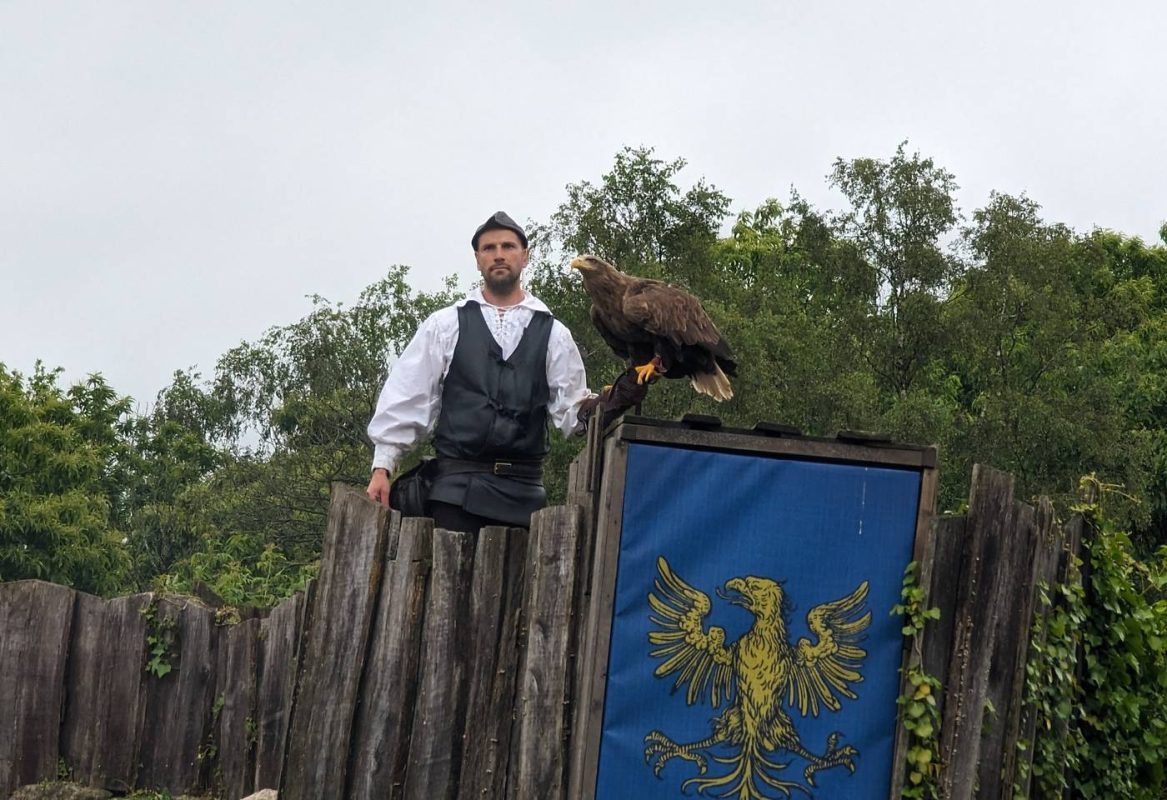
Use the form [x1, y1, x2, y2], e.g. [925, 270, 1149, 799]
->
[475, 229, 529, 295]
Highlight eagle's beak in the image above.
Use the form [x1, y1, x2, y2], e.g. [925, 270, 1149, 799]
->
[718, 579, 748, 608]
[569, 256, 588, 271]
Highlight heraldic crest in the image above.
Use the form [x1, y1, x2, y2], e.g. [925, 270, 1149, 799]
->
[644, 556, 872, 798]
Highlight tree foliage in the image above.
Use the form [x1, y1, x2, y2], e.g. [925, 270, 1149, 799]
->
[0, 365, 131, 594]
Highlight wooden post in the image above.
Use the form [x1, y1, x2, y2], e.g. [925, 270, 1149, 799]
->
[253, 588, 308, 792]
[507, 505, 582, 800]
[0, 580, 76, 797]
[938, 466, 1016, 799]
[216, 617, 261, 800]
[347, 515, 433, 800]
[975, 499, 1040, 797]
[564, 429, 602, 797]
[135, 596, 219, 794]
[889, 458, 940, 799]
[402, 527, 477, 798]
[456, 525, 529, 800]
[281, 484, 393, 799]
[60, 591, 151, 791]
[921, 515, 969, 704]
[1006, 498, 1062, 797]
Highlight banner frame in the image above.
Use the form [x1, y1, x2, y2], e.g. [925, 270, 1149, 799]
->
[567, 416, 939, 800]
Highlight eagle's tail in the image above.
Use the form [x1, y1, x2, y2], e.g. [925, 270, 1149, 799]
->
[691, 364, 733, 402]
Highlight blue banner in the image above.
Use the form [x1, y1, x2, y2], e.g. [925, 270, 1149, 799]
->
[594, 443, 922, 799]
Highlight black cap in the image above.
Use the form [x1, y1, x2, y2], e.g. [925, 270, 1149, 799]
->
[471, 211, 528, 250]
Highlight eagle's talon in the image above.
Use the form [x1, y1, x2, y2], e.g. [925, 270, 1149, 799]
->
[634, 361, 657, 385]
[643, 730, 708, 775]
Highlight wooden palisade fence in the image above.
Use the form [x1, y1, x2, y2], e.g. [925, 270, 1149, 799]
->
[1, 421, 1086, 799]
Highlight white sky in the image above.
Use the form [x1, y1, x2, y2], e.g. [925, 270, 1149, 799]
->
[2, 0, 1164, 407]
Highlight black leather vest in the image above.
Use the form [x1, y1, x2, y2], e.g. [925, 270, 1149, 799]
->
[433, 302, 553, 461]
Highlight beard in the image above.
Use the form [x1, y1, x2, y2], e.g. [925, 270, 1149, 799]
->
[484, 269, 520, 294]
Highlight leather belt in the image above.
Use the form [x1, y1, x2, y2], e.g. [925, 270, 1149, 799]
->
[434, 457, 543, 479]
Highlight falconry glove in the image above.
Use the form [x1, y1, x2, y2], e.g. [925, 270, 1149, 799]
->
[574, 366, 650, 435]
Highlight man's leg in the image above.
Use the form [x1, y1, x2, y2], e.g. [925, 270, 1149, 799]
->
[430, 501, 514, 534]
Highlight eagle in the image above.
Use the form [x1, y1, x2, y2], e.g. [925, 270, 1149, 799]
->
[644, 556, 870, 798]
[569, 255, 737, 402]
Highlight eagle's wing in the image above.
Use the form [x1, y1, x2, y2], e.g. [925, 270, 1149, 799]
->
[647, 556, 736, 708]
[622, 281, 728, 351]
[590, 305, 632, 360]
[784, 581, 871, 717]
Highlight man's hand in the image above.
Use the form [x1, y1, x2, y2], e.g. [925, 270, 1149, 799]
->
[367, 468, 391, 506]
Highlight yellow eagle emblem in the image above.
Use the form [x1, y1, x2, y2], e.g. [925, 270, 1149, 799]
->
[644, 556, 871, 798]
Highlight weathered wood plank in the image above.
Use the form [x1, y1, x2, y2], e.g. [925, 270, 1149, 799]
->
[216, 617, 261, 800]
[564, 443, 600, 800]
[976, 500, 1039, 798]
[136, 596, 219, 793]
[895, 513, 967, 800]
[888, 460, 939, 800]
[0, 580, 76, 797]
[921, 515, 968, 701]
[938, 465, 1016, 800]
[507, 504, 583, 800]
[60, 592, 151, 791]
[347, 514, 436, 800]
[567, 437, 628, 800]
[456, 525, 528, 800]
[281, 484, 392, 800]
[1005, 497, 1060, 797]
[253, 589, 307, 792]
[402, 527, 477, 799]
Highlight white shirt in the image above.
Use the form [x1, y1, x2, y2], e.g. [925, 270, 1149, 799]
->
[367, 287, 592, 472]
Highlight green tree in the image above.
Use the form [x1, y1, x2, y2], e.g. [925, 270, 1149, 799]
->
[0, 365, 131, 594]
[829, 142, 962, 399]
[946, 195, 1161, 525]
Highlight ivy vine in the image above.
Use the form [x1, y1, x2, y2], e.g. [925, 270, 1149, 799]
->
[892, 560, 942, 799]
[1019, 476, 1167, 798]
[140, 597, 178, 679]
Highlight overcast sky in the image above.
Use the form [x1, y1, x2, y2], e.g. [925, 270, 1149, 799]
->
[2, 0, 1164, 408]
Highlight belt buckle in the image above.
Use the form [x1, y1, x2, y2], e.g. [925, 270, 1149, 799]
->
[493, 461, 512, 475]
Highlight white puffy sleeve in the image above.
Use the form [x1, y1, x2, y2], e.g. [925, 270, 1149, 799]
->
[545, 319, 594, 437]
[367, 309, 458, 473]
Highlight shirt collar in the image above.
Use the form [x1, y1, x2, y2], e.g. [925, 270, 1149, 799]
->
[458, 286, 551, 315]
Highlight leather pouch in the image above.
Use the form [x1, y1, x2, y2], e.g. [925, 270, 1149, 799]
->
[389, 458, 437, 518]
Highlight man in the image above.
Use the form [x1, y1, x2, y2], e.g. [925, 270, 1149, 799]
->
[365, 211, 594, 533]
